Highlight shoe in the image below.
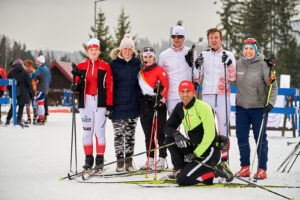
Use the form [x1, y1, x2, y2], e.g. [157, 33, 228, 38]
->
[125, 157, 135, 171]
[235, 166, 250, 177]
[116, 158, 124, 172]
[215, 161, 234, 182]
[167, 169, 181, 180]
[25, 118, 31, 124]
[94, 155, 104, 170]
[83, 155, 94, 170]
[36, 119, 45, 125]
[154, 157, 167, 170]
[33, 118, 37, 125]
[5, 120, 10, 126]
[140, 157, 155, 170]
[254, 168, 267, 180]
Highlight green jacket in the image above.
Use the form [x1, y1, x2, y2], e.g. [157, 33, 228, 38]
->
[164, 97, 216, 158]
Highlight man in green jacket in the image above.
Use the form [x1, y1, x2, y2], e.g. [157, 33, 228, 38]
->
[164, 80, 233, 186]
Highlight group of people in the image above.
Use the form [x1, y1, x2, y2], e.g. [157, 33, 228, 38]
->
[71, 25, 278, 186]
[0, 55, 52, 126]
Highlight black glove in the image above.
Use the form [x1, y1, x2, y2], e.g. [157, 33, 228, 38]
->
[222, 53, 232, 67]
[184, 153, 196, 163]
[185, 48, 194, 67]
[70, 84, 77, 92]
[193, 82, 199, 91]
[0, 91, 3, 97]
[105, 105, 113, 117]
[264, 104, 273, 113]
[195, 54, 203, 69]
[174, 131, 187, 148]
[154, 99, 164, 111]
[71, 63, 81, 76]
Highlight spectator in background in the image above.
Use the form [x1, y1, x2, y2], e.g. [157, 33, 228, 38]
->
[5, 59, 32, 127]
[0, 64, 7, 124]
[24, 59, 38, 124]
[32, 55, 52, 125]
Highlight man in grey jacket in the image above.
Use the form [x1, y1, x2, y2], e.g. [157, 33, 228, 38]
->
[235, 38, 277, 180]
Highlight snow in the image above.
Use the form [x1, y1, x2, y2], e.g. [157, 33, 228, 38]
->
[0, 112, 299, 200]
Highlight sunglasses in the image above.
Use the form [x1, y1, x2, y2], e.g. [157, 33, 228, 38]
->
[243, 38, 257, 44]
[143, 47, 155, 53]
[171, 35, 184, 39]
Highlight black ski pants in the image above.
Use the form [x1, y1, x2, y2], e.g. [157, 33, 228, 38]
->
[139, 95, 167, 158]
[165, 136, 221, 186]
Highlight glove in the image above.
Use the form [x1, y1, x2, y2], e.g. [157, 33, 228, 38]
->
[105, 105, 113, 117]
[264, 104, 273, 113]
[174, 131, 187, 148]
[195, 54, 204, 69]
[185, 48, 194, 67]
[71, 63, 81, 76]
[184, 153, 196, 163]
[70, 84, 77, 92]
[222, 53, 232, 67]
[153, 99, 164, 111]
[193, 82, 199, 91]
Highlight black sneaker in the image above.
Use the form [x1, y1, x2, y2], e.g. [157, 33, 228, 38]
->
[95, 155, 104, 170]
[36, 119, 45, 125]
[25, 118, 31, 124]
[5, 120, 10, 126]
[83, 155, 94, 170]
[214, 161, 234, 182]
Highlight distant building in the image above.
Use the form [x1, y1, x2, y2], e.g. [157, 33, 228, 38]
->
[48, 61, 73, 106]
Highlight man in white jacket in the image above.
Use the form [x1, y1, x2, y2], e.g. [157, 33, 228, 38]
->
[158, 25, 198, 115]
[199, 28, 236, 164]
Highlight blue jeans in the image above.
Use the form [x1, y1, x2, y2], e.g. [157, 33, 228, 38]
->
[236, 106, 268, 170]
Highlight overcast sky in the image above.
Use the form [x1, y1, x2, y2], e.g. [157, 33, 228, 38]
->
[1, 0, 299, 52]
[0, 0, 223, 52]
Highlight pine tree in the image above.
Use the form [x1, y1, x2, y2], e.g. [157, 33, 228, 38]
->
[114, 8, 136, 47]
[81, 8, 113, 62]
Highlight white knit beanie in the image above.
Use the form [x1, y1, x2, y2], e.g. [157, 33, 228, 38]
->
[119, 34, 134, 50]
[36, 55, 45, 64]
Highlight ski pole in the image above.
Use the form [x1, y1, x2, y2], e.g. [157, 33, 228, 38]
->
[197, 53, 203, 100]
[194, 160, 295, 200]
[250, 70, 276, 180]
[145, 111, 156, 178]
[222, 51, 230, 163]
[60, 142, 175, 180]
[190, 45, 196, 83]
[277, 142, 300, 171]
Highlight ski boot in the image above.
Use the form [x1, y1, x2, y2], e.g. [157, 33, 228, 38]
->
[116, 158, 124, 172]
[214, 161, 234, 182]
[125, 157, 135, 172]
[33, 117, 37, 125]
[94, 155, 104, 171]
[236, 166, 250, 177]
[36, 119, 45, 125]
[83, 155, 94, 170]
[140, 157, 154, 170]
[155, 157, 167, 170]
[254, 168, 267, 180]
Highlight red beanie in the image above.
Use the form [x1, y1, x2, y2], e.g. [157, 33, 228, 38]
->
[178, 80, 195, 94]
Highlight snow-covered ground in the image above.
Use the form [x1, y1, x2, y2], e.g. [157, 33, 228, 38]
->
[0, 111, 299, 200]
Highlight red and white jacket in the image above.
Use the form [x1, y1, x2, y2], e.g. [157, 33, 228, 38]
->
[138, 64, 168, 104]
[75, 58, 113, 108]
[201, 48, 236, 95]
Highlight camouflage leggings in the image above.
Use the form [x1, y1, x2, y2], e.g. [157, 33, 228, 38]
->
[112, 118, 138, 159]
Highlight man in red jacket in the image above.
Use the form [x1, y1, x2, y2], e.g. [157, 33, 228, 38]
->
[71, 38, 113, 171]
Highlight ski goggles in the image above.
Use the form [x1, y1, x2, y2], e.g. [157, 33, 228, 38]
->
[243, 38, 257, 45]
[142, 47, 155, 57]
[171, 35, 184, 39]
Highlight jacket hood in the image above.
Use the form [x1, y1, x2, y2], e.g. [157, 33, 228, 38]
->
[110, 48, 138, 60]
[12, 64, 24, 73]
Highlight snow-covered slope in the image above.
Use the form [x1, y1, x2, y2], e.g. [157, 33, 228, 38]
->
[0, 113, 299, 200]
